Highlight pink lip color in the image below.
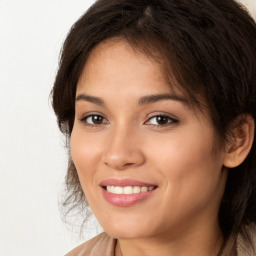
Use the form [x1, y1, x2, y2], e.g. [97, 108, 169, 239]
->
[100, 178, 156, 187]
[100, 178, 157, 207]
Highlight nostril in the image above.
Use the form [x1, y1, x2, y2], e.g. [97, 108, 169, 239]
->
[103, 150, 145, 170]
[124, 163, 134, 166]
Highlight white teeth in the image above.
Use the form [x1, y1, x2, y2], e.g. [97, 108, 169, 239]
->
[124, 186, 133, 194]
[114, 186, 124, 194]
[133, 186, 141, 193]
[141, 186, 148, 192]
[106, 185, 155, 194]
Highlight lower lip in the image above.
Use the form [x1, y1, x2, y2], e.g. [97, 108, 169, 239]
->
[102, 188, 155, 207]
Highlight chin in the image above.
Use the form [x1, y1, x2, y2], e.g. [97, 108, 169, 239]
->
[100, 216, 155, 239]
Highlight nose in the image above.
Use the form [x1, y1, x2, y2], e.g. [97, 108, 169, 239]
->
[102, 126, 145, 170]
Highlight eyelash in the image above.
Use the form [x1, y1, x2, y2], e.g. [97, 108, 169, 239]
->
[79, 113, 109, 127]
[79, 113, 179, 128]
[145, 114, 178, 127]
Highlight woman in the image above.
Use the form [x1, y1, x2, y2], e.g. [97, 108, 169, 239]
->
[52, 0, 256, 255]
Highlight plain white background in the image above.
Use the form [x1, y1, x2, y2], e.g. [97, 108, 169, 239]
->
[0, 1, 255, 255]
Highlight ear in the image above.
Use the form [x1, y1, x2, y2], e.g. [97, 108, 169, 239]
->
[223, 115, 255, 168]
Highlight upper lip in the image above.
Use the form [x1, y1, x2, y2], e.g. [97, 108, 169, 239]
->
[100, 178, 157, 187]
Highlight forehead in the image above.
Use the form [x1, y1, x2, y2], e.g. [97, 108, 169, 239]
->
[76, 38, 208, 117]
[75, 39, 217, 134]
[77, 39, 179, 95]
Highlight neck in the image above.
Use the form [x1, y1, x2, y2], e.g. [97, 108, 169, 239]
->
[116, 223, 224, 256]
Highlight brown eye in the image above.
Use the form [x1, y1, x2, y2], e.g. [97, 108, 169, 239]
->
[91, 115, 104, 124]
[82, 115, 108, 125]
[146, 115, 178, 126]
[155, 116, 169, 125]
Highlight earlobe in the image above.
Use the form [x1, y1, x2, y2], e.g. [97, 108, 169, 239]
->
[223, 115, 255, 168]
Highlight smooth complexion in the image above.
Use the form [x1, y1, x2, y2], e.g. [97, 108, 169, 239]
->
[71, 39, 228, 256]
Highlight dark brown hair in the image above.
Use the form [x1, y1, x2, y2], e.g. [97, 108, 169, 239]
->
[52, 0, 256, 245]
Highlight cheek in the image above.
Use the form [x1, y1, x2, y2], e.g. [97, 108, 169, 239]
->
[148, 129, 223, 201]
[70, 128, 103, 191]
[148, 129, 216, 173]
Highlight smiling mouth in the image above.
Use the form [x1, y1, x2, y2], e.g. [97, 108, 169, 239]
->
[103, 185, 156, 195]
[100, 178, 158, 206]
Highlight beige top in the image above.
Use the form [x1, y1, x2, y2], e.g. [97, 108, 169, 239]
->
[65, 230, 256, 256]
[65, 233, 116, 256]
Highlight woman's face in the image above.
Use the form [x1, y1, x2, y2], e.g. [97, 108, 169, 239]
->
[70, 39, 228, 240]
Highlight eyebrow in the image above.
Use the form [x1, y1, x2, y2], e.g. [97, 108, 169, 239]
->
[138, 93, 188, 106]
[76, 94, 105, 106]
[75, 93, 188, 106]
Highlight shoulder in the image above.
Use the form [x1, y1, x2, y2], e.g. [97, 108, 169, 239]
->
[65, 232, 116, 256]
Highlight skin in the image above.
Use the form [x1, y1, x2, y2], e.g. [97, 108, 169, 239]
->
[70, 39, 229, 256]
